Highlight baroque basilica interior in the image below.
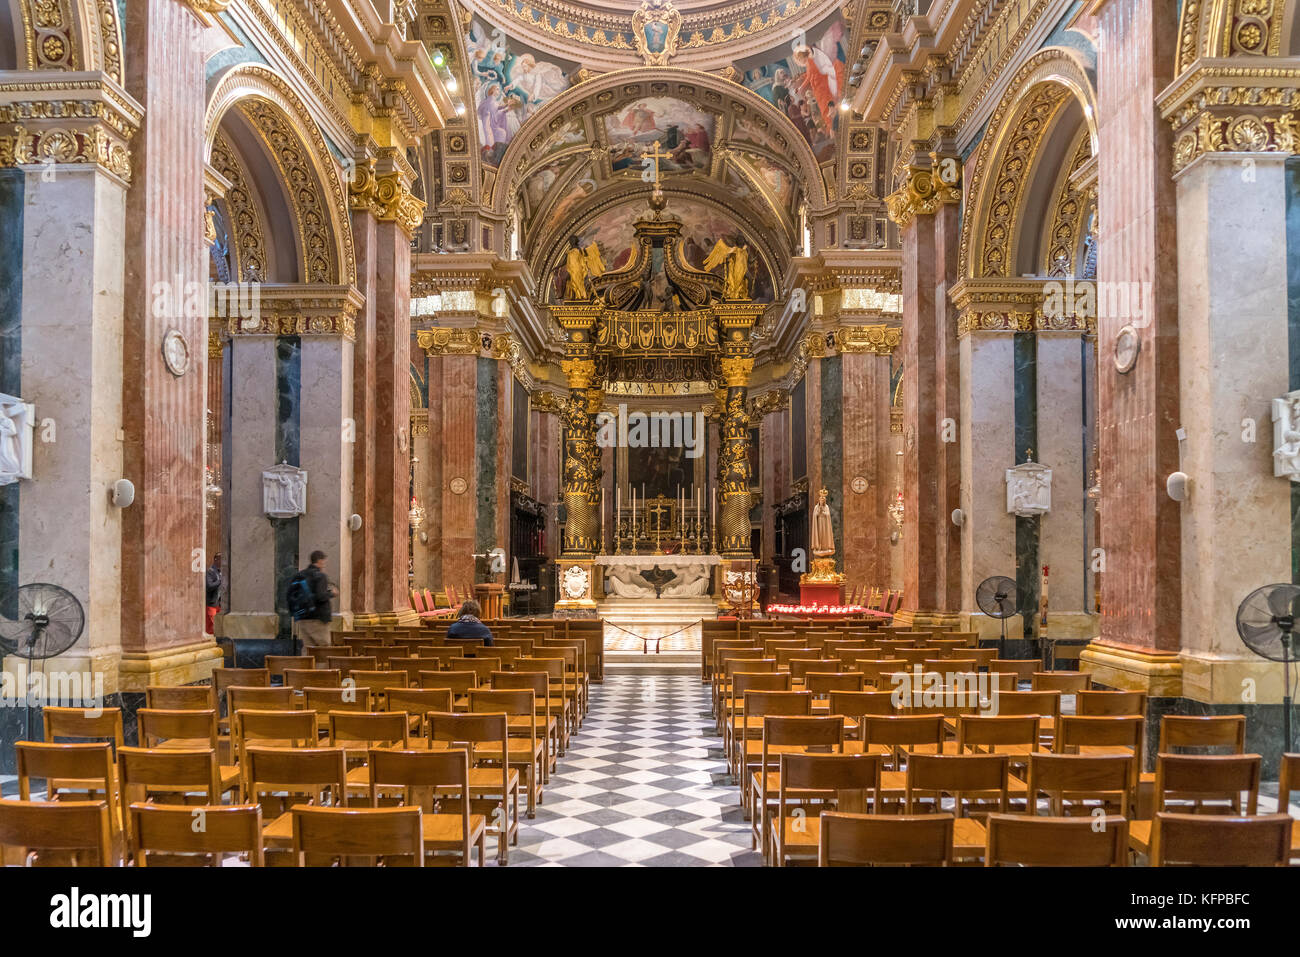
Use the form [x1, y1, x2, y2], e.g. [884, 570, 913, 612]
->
[0, 0, 1299, 878]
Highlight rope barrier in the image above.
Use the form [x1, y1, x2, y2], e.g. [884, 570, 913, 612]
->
[604, 618, 704, 653]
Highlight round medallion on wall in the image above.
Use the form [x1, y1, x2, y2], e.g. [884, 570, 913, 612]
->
[851, 476, 868, 494]
[449, 476, 468, 495]
[161, 329, 190, 377]
[1113, 324, 1141, 374]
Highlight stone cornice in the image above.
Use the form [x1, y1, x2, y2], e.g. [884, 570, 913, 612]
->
[222, 284, 365, 339]
[950, 276, 1096, 337]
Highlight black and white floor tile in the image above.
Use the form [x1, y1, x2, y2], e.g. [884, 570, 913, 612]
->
[507, 674, 761, 867]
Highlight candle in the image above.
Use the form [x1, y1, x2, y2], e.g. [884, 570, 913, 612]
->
[711, 486, 716, 545]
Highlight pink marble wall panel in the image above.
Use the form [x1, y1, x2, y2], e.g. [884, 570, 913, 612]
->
[1095, 0, 1182, 652]
[119, 0, 207, 652]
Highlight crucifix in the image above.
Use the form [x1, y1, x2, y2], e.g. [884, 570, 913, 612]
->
[640, 139, 669, 186]
[649, 501, 668, 554]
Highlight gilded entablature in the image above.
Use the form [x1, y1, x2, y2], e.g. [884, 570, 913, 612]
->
[1159, 65, 1300, 174]
[0, 77, 141, 184]
[949, 278, 1096, 338]
[417, 327, 482, 356]
[835, 324, 900, 354]
[224, 287, 363, 340]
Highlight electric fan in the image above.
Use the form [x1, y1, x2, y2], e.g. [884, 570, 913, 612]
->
[976, 575, 1019, 657]
[0, 583, 86, 740]
[1235, 583, 1299, 754]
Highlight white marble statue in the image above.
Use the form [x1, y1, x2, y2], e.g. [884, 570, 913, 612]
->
[0, 394, 34, 486]
[661, 563, 710, 597]
[605, 566, 655, 598]
[810, 487, 835, 558]
[1273, 391, 1300, 479]
[262, 462, 308, 518]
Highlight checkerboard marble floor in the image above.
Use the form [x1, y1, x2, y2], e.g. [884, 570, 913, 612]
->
[505, 674, 762, 866]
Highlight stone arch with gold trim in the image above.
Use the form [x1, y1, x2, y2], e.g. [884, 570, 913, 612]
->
[958, 47, 1099, 281]
[204, 64, 356, 287]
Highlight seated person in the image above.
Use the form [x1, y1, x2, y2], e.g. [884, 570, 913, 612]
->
[446, 599, 494, 646]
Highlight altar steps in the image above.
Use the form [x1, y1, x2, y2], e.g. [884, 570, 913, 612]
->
[599, 597, 711, 675]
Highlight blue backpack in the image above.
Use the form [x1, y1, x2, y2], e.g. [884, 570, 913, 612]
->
[287, 572, 314, 620]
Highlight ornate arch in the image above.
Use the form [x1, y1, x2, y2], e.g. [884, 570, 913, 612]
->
[11, 0, 121, 79]
[1176, 0, 1292, 75]
[205, 64, 356, 287]
[958, 47, 1099, 281]
[209, 130, 269, 282]
[491, 67, 831, 217]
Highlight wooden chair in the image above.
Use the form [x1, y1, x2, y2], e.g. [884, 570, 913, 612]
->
[330, 656, 378, 676]
[425, 713, 519, 864]
[1150, 812, 1292, 866]
[990, 660, 1038, 686]
[451, 657, 501, 686]
[861, 714, 946, 772]
[227, 685, 295, 720]
[468, 689, 543, 819]
[328, 711, 410, 785]
[304, 688, 370, 728]
[1054, 715, 1145, 785]
[291, 804, 425, 866]
[1025, 753, 1134, 817]
[996, 690, 1063, 749]
[285, 668, 340, 691]
[1076, 690, 1147, 716]
[751, 715, 845, 856]
[905, 753, 1009, 859]
[858, 659, 908, 689]
[246, 747, 349, 857]
[213, 668, 271, 711]
[42, 706, 124, 753]
[956, 714, 1042, 759]
[389, 657, 450, 684]
[805, 672, 866, 695]
[1279, 752, 1300, 862]
[265, 656, 314, 683]
[129, 803, 263, 866]
[1032, 671, 1092, 693]
[817, 812, 954, 866]
[1128, 753, 1264, 858]
[985, 814, 1128, 866]
[723, 671, 793, 753]
[232, 710, 319, 787]
[770, 752, 882, 866]
[734, 690, 813, 804]
[789, 658, 843, 682]
[146, 685, 215, 711]
[0, 800, 113, 866]
[138, 708, 219, 750]
[492, 670, 560, 772]
[1158, 714, 1246, 753]
[382, 687, 454, 739]
[715, 655, 775, 720]
[365, 748, 489, 866]
[15, 740, 121, 861]
[419, 671, 478, 708]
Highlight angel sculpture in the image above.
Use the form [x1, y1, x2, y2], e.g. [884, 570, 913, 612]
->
[703, 239, 751, 300]
[564, 236, 605, 300]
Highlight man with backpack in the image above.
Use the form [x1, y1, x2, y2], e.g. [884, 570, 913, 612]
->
[288, 550, 337, 649]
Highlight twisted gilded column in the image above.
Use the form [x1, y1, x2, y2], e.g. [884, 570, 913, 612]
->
[717, 355, 754, 557]
[560, 356, 599, 556]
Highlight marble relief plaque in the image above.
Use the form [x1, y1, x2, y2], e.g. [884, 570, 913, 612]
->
[263, 462, 308, 518]
[1005, 461, 1051, 517]
[0, 393, 35, 486]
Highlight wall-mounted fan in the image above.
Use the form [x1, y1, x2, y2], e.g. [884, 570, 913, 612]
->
[1235, 583, 1298, 754]
[976, 575, 1019, 657]
[0, 583, 86, 740]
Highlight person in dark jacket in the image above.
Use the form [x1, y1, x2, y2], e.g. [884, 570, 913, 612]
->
[293, 550, 337, 649]
[205, 554, 223, 635]
[447, 599, 493, 646]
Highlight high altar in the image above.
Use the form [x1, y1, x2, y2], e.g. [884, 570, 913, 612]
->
[548, 170, 763, 617]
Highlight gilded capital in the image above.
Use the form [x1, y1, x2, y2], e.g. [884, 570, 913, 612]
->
[836, 324, 901, 355]
[417, 327, 479, 355]
[560, 358, 597, 390]
[885, 165, 960, 230]
[719, 355, 754, 388]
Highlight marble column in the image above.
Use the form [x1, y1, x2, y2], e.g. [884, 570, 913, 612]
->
[224, 336, 279, 638]
[889, 169, 963, 626]
[297, 332, 355, 622]
[840, 348, 896, 594]
[958, 333, 1019, 640]
[1082, 0, 1183, 690]
[410, 408, 432, 590]
[370, 219, 413, 619]
[1036, 333, 1096, 639]
[12, 166, 130, 690]
[117, 0, 222, 688]
[718, 355, 754, 557]
[348, 211, 377, 611]
[1173, 154, 1291, 707]
[425, 350, 477, 595]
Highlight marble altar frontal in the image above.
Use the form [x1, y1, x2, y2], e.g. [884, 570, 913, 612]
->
[595, 554, 720, 599]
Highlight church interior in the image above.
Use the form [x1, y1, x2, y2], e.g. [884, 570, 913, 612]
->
[0, 0, 1298, 875]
